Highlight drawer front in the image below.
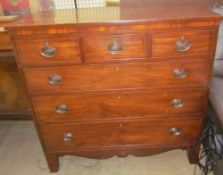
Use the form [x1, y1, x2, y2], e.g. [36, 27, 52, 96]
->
[39, 117, 203, 152]
[40, 122, 120, 151]
[32, 88, 206, 122]
[152, 29, 213, 58]
[16, 35, 81, 66]
[23, 60, 208, 93]
[120, 117, 203, 146]
[82, 34, 147, 62]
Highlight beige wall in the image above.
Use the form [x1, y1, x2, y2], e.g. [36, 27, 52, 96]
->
[17, 0, 41, 13]
[29, 0, 41, 13]
[0, 3, 3, 15]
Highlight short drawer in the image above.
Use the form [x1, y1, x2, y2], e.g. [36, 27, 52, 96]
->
[23, 59, 208, 93]
[152, 29, 213, 58]
[82, 34, 147, 62]
[32, 88, 206, 122]
[15, 35, 81, 66]
[39, 116, 203, 152]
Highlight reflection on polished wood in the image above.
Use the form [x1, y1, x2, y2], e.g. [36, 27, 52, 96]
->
[6, 0, 220, 28]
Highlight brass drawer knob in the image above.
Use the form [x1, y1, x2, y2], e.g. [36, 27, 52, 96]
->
[173, 68, 188, 79]
[48, 74, 63, 85]
[175, 36, 191, 52]
[41, 42, 56, 57]
[170, 127, 182, 136]
[63, 133, 74, 142]
[108, 40, 122, 54]
[171, 98, 184, 108]
[55, 104, 69, 114]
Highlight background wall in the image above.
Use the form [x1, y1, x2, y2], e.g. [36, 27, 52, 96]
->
[0, 3, 3, 15]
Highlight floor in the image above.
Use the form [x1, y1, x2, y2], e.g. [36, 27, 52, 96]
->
[0, 121, 208, 175]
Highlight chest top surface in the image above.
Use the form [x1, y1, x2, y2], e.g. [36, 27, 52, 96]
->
[5, 0, 223, 29]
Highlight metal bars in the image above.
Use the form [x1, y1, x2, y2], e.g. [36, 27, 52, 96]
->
[53, 0, 106, 9]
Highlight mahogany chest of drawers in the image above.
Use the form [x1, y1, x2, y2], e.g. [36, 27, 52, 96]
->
[6, 0, 223, 172]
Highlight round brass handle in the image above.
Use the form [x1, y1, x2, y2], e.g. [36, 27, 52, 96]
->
[55, 104, 69, 114]
[48, 75, 63, 85]
[40, 42, 56, 57]
[108, 40, 122, 54]
[173, 68, 188, 79]
[170, 127, 182, 136]
[175, 37, 191, 52]
[63, 133, 74, 142]
[171, 98, 184, 108]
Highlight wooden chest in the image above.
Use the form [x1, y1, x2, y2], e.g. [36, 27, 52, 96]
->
[6, 0, 223, 172]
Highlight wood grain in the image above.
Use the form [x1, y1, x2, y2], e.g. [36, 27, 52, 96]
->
[0, 32, 12, 51]
[0, 56, 30, 115]
[83, 34, 147, 62]
[32, 88, 206, 123]
[39, 116, 203, 152]
[152, 29, 213, 58]
[15, 34, 81, 66]
[23, 59, 208, 94]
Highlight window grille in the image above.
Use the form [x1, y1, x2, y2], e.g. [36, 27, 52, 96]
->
[54, 0, 106, 9]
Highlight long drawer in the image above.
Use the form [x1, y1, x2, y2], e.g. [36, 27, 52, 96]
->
[39, 116, 204, 152]
[23, 59, 208, 93]
[32, 88, 206, 122]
